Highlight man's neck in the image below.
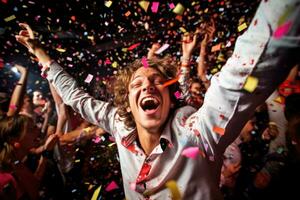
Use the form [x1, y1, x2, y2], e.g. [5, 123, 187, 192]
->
[136, 126, 161, 156]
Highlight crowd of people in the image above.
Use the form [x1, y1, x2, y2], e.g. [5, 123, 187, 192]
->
[1, 0, 300, 199]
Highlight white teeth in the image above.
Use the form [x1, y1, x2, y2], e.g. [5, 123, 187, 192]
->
[142, 97, 158, 104]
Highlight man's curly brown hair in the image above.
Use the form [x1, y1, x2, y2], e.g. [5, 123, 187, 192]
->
[113, 56, 181, 130]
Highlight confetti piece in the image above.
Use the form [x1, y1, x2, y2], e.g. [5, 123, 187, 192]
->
[56, 48, 66, 53]
[125, 11, 131, 17]
[181, 147, 199, 159]
[70, 16, 76, 21]
[273, 20, 292, 39]
[130, 182, 136, 191]
[139, 1, 150, 12]
[9, 104, 17, 110]
[163, 77, 179, 88]
[141, 56, 148, 68]
[85, 74, 94, 83]
[91, 185, 102, 200]
[155, 44, 170, 54]
[108, 142, 116, 147]
[105, 181, 119, 192]
[238, 23, 247, 32]
[179, 27, 187, 33]
[4, 15, 16, 22]
[273, 96, 284, 104]
[211, 43, 222, 52]
[173, 3, 185, 15]
[278, 6, 294, 26]
[92, 136, 101, 144]
[104, 0, 113, 8]
[213, 126, 225, 136]
[174, 91, 181, 99]
[75, 159, 80, 163]
[166, 180, 181, 200]
[112, 61, 118, 68]
[151, 2, 159, 13]
[127, 43, 141, 51]
[243, 76, 258, 92]
[169, 3, 175, 9]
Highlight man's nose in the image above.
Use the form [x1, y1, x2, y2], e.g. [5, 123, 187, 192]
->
[142, 79, 155, 93]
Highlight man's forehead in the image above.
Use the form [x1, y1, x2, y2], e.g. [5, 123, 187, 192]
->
[131, 67, 163, 79]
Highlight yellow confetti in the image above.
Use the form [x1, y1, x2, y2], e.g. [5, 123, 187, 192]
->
[278, 6, 295, 26]
[122, 48, 127, 52]
[112, 61, 118, 68]
[4, 15, 16, 22]
[87, 35, 94, 40]
[104, 1, 113, 8]
[139, 1, 150, 12]
[108, 143, 116, 147]
[238, 22, 248, 32]
[56, 48, 66, 53]
[173, 3, 185, 15]
[273, 96, 284, 104]
[166, 180, 181, 200]
[210, 68, 219, 74]
[179, 27, 186, 33]
[75, 159, 80, 163]
[243, 76, 259, 92]
[91, 185, 102, 200]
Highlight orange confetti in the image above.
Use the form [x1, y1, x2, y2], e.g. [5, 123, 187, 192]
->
[125, 11, 131, 17]
[213, 126, 225, 136]
[211, 43, 222, 52]
[163, 77, 179, 88]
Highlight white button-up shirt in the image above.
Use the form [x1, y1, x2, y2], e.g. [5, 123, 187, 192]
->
[46, 0, 300, 199]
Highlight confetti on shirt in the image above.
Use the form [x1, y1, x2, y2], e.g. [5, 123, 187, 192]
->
[139, 1, 150, 12]
[213, 126, 225, 136]
[141, 56, 149, 68]
[91, 185, 102, 200]
[9, 104, 17, 110]
[4, 15, 16, 22]
[238, 22, 248, 32]
[166, 180, 181, 200]
[243, 76, 259, 92]
[105, 181, 119, 192]
[173, 3, 185, 15]
[181, 147, 200, 159]
[151, 2, 159, 13]
[273, 20, 292, 39]
[155, 43, 170, 54]
[85, 74, 94, 83]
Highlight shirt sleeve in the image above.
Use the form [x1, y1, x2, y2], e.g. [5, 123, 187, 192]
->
[187, 0, 300, 155]
[46, 62, 117, 134]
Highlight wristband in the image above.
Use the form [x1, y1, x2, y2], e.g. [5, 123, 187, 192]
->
[180, 56, 190, 63]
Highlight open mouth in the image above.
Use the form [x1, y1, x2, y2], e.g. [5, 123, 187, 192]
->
[140, 96, 160, 113]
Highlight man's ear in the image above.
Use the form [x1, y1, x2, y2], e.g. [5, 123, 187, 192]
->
[126, 107, 131, 113]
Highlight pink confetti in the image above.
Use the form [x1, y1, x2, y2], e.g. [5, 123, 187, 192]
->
[141, 56, 149, 68]
[174, 91, 181, 99]
[169, 3, 175, 9]
[130, 182, 136, 191]
[92, 136, 101, 144]
[151, 2, 159, 13]
[155, 44, 170, 54]
[127, 43, 141, 51]
[181, 147, 199, 159]
[273, 20, 292, 39]
[85, 74, 94, 83]
[105, 181, 119, 192]
[105, 58, 111, 65]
